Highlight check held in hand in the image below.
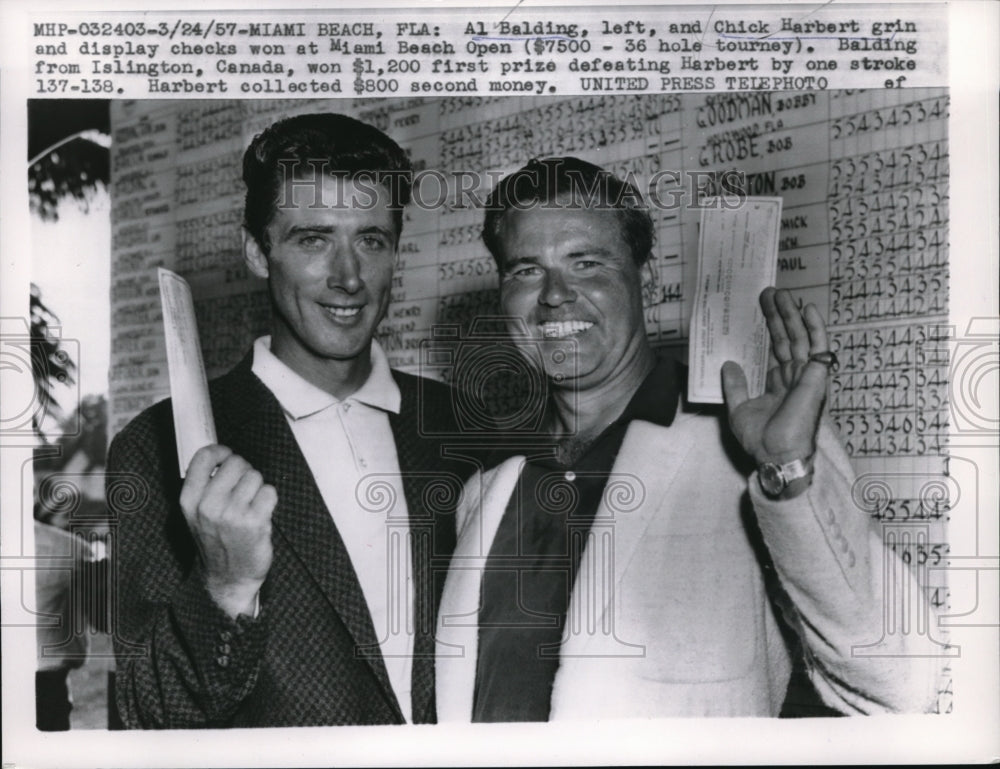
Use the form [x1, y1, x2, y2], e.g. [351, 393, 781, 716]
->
[688, 197, 782, 404]
[160, 270, 275, 618]
[179, 445, 278, 619]
[722, 287, 836, 500]
[158, 268, 218, 476]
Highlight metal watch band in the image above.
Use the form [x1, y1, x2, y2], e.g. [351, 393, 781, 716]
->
[778, 457, 812, 482]
[757, 456, 815, 497]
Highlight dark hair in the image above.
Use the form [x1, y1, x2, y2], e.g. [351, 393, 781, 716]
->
[481, 156, 654, 269]
[242, 113, 412, 253]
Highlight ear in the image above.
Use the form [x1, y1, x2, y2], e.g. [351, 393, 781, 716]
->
[242, 228, 269, 279]
[640, 258, 657, 305]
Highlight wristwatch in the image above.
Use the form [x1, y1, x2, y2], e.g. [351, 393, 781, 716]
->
[757, 457, 814, 498]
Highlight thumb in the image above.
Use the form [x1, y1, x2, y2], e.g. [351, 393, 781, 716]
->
[721, 361, 749, 415]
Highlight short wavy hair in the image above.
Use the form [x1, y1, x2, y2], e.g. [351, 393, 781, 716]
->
[242, 113, 412, 253]
[482, 156, 654, 269]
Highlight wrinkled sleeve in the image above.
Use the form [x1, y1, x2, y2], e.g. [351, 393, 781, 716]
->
[107, 408, 267, 729]
[750, 420, 944, 714]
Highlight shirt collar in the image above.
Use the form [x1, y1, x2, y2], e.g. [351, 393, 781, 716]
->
[489, 354, 683, 470]
[614, 354, 682, 429]
[251, 336, 401, 420]
[543, 354, 682, 432]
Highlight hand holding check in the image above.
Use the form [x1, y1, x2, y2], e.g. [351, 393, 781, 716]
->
[722, 287, 835, 497]
[179, 445, 277, 618]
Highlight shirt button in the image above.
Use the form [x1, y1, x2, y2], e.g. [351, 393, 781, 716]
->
[564, 471, 576, 482]
[847, 552, 856, 568]
[343, 402, 351, 412]
[359, 458, 368, 468]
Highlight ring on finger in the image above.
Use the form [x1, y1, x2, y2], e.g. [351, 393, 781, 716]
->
[808, 351, 839, 371]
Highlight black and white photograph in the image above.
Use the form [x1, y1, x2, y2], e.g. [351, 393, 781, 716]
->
[2, 1, 997, 766]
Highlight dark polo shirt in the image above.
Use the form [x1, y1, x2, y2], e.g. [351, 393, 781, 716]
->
[473, 357, 681, 722]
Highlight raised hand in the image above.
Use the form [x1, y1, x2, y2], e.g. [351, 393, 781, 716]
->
[721, 287, 833, 477]
[179, 445, 278, 618]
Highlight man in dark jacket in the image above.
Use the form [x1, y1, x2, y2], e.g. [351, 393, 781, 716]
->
[109, 113, 467, 728]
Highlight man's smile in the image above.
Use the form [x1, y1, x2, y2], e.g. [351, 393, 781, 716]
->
[319, 302, 364, 319]
[539, 320, 594, 339]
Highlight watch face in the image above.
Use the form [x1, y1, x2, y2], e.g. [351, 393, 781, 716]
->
[759, 462, 786, 496]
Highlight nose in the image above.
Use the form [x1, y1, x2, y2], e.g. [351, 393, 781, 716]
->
[539, 269, 576, 307]
[326, 246, 363, 294]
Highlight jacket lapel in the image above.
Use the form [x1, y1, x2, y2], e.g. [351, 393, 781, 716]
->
[388, 372, 469, 723]
[558, 418, 693, 659]
[212, 354, 402, 720]
[389, 374, 434, 723]
[549, 417, 696, 716]
[435, 457, 523, 722]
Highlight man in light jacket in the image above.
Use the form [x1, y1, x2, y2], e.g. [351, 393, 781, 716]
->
[435, 157, 942, 720]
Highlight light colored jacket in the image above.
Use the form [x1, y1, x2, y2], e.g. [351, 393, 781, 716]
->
[436, 413, 942, 719]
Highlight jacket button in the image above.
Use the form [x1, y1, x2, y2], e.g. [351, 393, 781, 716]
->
[217, 643, 232, 656]
[219, 630, 232, 643]
[216, 655, 230, 668]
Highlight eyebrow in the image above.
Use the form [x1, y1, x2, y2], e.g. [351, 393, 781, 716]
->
[503, 254, 539, 266]
[281, 223, 394, 240]
[503, 247, 612, 267]
[566, 247, 613, 259]
[284, 224, 334, 237]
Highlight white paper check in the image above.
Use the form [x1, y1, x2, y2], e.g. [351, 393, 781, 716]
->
[158, 268, 217, 476]
[688, 198, 783, 404]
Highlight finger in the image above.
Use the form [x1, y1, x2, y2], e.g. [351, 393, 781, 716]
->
[768, 360, 795, 393]
[251, 484, 278, 518]
[760, 287, 791, 363]
[780, 358, 830, 428]
[230, 468, 265, 510]
[766, 365, 786, 394]
[802, 302, 830, 355]
[185, 444, 233, 484]
[774, 288, 810, 361]
[792, 359, 811, 386]
[721, 361, 749, 412]
[200, 455, 253, 511]
[180, 445, 234, 519]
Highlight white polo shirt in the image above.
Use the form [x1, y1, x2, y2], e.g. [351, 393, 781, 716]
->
[252, 336, 413, 723]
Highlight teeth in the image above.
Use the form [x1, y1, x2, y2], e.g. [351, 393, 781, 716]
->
[323, 306, 362, 318]
[540, 321, 594, 339]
